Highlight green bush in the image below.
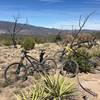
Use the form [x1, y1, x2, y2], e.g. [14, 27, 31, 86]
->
[54, 33, 62, 43]
[34, 37, 45, 44]
[73, 48, 92, 73]
[21, 37, 35, 50]
[3, 39, 13, 46]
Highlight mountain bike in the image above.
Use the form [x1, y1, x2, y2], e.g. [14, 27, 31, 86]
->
[28, 49, 57, 76]
[54, 39, 97, 64]
[4, 49, 57, 84]
[56, 45, 98, 78]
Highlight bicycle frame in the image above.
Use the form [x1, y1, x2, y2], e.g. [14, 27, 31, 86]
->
[59, 48, 66, 61]
[19, 49, 48, 70]
[19, 51, 38, 70]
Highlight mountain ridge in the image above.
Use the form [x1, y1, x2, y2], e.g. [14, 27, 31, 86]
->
[0, 21, 99, 36]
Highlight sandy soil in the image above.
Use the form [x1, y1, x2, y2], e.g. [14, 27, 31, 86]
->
[0, 44, 100, 100]
[78, 73, 100, 100]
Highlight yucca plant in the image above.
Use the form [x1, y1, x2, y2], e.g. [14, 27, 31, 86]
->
[42, 74, 78, 100]
[16, 84, 45, 100]
[16, 74, 78, 100]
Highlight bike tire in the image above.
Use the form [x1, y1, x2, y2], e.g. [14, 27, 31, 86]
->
[54, 51, 67, 64]
[42, 58, 57, 75]
[62, 59, 79, 78]
[4, 62, 27, 84]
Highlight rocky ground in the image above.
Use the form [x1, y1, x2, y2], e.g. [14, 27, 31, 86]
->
[0, 43, 100, 100]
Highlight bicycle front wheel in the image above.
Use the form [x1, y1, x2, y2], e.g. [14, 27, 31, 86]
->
[4, 62, 27, 84]
[62, 59, 79, 78]
[42, 58, 57, 75]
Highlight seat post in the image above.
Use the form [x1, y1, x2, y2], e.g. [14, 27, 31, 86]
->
[39, 50, 45, 63]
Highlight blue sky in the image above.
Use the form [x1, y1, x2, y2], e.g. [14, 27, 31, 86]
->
[0, 0, 100, 30]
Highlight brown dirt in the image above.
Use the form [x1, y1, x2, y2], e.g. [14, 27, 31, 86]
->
[0, 43, 100, 100]
[78, 73, 100, 100]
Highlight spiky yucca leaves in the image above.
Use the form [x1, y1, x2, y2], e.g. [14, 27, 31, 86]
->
[42, 74, 78, 100]
[16, 74, 78, 100]
[16, 84, 46, 100]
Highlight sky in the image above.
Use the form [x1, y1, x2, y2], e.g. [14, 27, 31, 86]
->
[0, 0, 100, 30]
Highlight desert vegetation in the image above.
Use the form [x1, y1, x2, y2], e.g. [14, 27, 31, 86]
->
[0, 38, 100, 100]
[0, 12, 100, 100]
[16, 74, 78, 100]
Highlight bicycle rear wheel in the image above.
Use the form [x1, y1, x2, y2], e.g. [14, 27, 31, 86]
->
[4, 62, 27, 84]
[62, 59, 79, 78]
[54, 51, 67, 64]
[42, 58, 57, 75]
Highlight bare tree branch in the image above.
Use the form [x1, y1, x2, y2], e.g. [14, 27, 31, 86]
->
[79, 15, 82, 28]
[7, 15, 27, 48]
[70, 12, 95, 47]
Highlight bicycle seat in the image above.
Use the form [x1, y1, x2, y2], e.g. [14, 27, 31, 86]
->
[39, 49, 46, 52]
[21, 49, 29, 54]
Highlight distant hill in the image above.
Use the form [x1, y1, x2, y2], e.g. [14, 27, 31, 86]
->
[0, 21, 66, 36]
[0, 21, 100, 36]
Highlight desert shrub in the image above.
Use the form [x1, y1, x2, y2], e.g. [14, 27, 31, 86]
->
[21, 37, 35, 50]
[0, 34, 13, 46]
[18, 36, 46, 45]
[76, 33, 97, 49]
[73, 48, 92, 73]
[34, 37, 45, 44]
[94, 32, 100, 39]
[3, 39, 13, 46]
[78, 33, 93, 42]
[16, 74, 78, 100]
[89, 47, 100, 58]
[54, 33, 62, 43]
[62, 34, 74, 46]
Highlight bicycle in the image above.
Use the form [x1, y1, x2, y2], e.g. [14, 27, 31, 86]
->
[55, 42, 98, 78]
[54, 38, 98, 64]
[56, 44, 100, 99]
[4, 49, 57, 84]
[28, 49, 57, 76]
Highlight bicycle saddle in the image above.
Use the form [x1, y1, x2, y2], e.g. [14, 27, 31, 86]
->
[21, 49, 29, 54]
[39, 48, 46, 52]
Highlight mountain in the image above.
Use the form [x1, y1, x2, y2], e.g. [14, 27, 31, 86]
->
[0, 21, 99, 36]
[0, 21, 67, 36]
